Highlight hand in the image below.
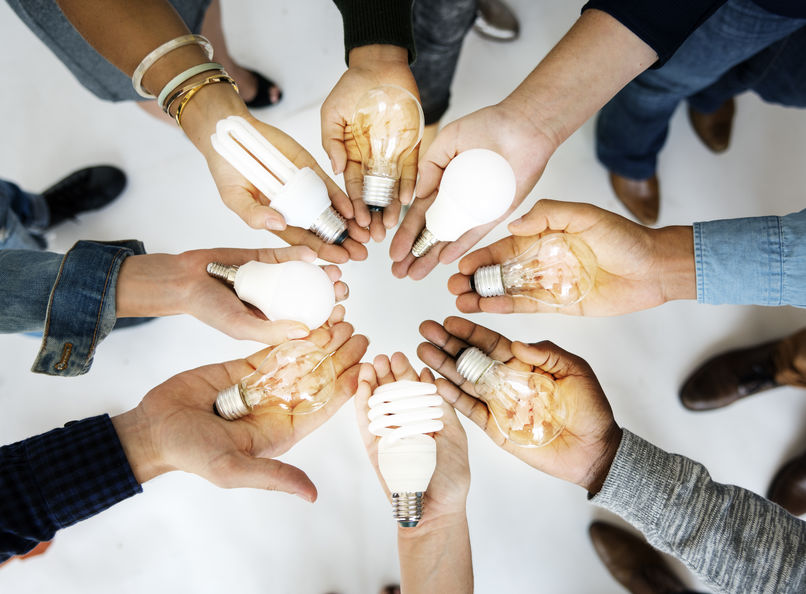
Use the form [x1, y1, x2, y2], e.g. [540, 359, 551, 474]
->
[449, 200, 697, 315]
[321, 45, 420, 242]
[116, 245, 350, 344]
[354, 352, 470, 527]
[418, 316, 622, 494]
[111, 321, 369, 500]
[390, 102, 555, 279]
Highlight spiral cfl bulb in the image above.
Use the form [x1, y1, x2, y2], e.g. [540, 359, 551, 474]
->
[455, 347, 566, 447]
[473, 233, 597, 307]
[206, 260, 335, 329]
[352, 85, 424, 211]
[411, 149, 516, 258]
[211, 115, 348, 244]
[215, 340, 336, 420]
[368, 380, 444, 527]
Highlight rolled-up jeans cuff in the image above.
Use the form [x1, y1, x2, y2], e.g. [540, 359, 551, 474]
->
[32, 239, 145, 376]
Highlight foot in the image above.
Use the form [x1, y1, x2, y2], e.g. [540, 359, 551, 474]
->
[688, 98, 735, 153]
[609, 172, 659, 225]
[768, 450, 806, 516]
[679, 340, 780, 411]
[41, 166, 127, 228]
[226, 65, 282, 108]
[474, 0, 519, 42]
[589, 521, 688, 594]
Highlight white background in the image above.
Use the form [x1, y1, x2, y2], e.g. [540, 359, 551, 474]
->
[1, 1, 805, 592]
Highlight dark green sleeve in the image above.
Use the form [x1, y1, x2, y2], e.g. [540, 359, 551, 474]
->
[333, 0, 415, 64]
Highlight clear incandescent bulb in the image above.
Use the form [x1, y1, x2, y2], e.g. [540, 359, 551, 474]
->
[206, 260, 335, 329]
[367, 380, 444, 527]
[455, 347, 566, 447]
[352, 85, 424, 212]
[473, 233, 598, 307]
[211, 115, 348, 244]
[412, 149, 516, 257]
[215, 340, 337, 420]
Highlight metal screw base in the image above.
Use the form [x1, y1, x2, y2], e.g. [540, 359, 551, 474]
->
[456, 347, 496, 384]
[391, 491, 423, 528]
[362, 175, 397, 210]
[411, 228, 439, 258]
[206, 262, 239, 285]
[310, 207, 348, 245]
[473, 264, 505, 297]
[215, 384, 251, 420]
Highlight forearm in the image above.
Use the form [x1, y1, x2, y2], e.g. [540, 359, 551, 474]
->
[502, 9, 657, 153]
[592, 429, 806, 593]
[397, 513, 473, 593]
[653, 225, 697, 302]
[0, 415, 141, 562]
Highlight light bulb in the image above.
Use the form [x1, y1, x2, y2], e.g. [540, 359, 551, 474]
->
[455, 347, 566, 447]
[411, 148, 516, 257]
[206, 260, 335, 329]
[473, 233, 597, 307]
[367, 380, 444, 527]
[351, 85, 424, 211]
[211, 115, 348, 244]
[215, 340, 336, 420]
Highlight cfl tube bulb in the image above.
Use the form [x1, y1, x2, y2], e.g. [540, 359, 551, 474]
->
[352, 85, 424, 211]
[206, 260, 335, 329]
[215, 340, 336, 420]
[211, 115, 348, 244]
[368, 380, 444, 527]
[473, 233, 597, 307]
[456, 347, 566, 447]
[412, 149, 516, 257]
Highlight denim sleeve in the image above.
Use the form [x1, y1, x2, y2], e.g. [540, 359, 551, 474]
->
[591, 429, 806, 593]
[694, 209, 806, 307]
[0, 415, 142, 562]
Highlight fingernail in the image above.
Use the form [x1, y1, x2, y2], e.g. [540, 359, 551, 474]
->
[267, 219, 285, 231]
[289, 328, 309, 339]
[343, 285, 350, 299]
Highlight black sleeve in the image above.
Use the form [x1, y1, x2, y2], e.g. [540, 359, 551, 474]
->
[582, 0, 728, 67]
[333, 0, 415, 65]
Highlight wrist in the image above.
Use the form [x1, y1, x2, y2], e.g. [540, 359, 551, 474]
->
[111, 407, 172, 484]
[653, 225, 697, 302]
[178, 81, 249, 153]
[580, 424, 623, 495]
[347, 44, 409, 69]
[116, 254, 186, 318]
[495, 96, 560, 160]
[397, 509, 468, 542]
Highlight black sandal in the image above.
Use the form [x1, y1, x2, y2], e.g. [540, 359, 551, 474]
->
[243, 69, 283, 108]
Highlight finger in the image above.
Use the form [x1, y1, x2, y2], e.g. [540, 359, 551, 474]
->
[511, 340, 585, 379]
[455, 292, 482, 314]
[382, 197, 401, 230]
[437, 220, 498, 265]
[221, 187, 286, 231]
[433, 378, 491, 434]
[443, 316, 513, 362]
[391, 252, 418, 279]
[231, 318, 310, 344]
[369, 211, 387, 242]
[389, 191, 434, 262]
[213, 454, 317, 502]
[257, 245, 317, 264]
[372, 354, 394, 385]
[507, 199, 610, 236]
[321, 114, 348, 175]
[413, 136, 451, 200]
[344, 161, 370, 226]
[389, 352, 421, 382]
[334, 281, 349, 302]
[331, 334, 370, 377]
[407, 241, 445, 280]
[447, 272, 472, 296]
[339, 236, 369, 262]
[416, 341, 475, 394]
[399, 149, 418, 206]
[358, 361, 379, 388]
[457, 236, 522, 275]
[418, 320, 471, 359]
[419, 367, 436, 383]
[346, 219, 371, 246]
[322, 264, 342, 282]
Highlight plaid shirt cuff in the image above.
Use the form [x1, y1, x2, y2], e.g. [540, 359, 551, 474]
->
[0, 415, 142, 560]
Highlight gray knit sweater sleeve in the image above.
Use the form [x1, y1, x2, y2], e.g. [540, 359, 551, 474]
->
[591, 429, 806, 593]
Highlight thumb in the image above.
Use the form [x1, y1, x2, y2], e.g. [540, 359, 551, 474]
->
[217, 454, 318, 502]
[511, 340, 580, 378]
[227, 317, 310, 344]
[322, 116, 348, 175]
[220, 185, 287, 231]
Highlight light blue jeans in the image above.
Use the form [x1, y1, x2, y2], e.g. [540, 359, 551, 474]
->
[0, 179, 49, 250]
[596, 0, 806, 180]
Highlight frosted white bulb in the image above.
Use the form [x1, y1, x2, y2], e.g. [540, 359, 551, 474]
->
[352, 85, 424, 211]
[368, 380, 444, 527]
[207, 260, 335, 329]
[211, 115, 348, 244]
[412, 149, 516, 257]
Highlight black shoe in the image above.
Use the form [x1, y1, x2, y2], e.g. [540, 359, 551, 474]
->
[243, 69, 283, 109]
[41, 166, 126, 228]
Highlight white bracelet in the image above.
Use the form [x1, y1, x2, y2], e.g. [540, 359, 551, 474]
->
[132, 34, 213, 98]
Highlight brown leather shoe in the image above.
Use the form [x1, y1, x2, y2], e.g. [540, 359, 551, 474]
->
[589, 522, 688, 594]
[687, 99, 735, 153]
[679, 340, 780, 411]
[609, 172, 659, 225]
[768, 451, 806, 516]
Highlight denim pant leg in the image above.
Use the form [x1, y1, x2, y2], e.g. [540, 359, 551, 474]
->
[0, 179, 49, 250]
[690, 23, 806, 112]
[411, 0, 477, 125]
[596, 0, 805, 180]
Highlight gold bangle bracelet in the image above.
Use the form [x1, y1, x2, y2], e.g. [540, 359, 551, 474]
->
[163, 69, 227, 115]
[174, 75, 239, 129]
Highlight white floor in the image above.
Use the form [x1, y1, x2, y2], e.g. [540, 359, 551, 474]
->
[1, 1, 805, 593]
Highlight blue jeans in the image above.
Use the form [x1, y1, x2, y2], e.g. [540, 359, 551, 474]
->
[0, 179, 49, 250]
[596, 0, 806, 180]
[411, 0, 477, 125]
